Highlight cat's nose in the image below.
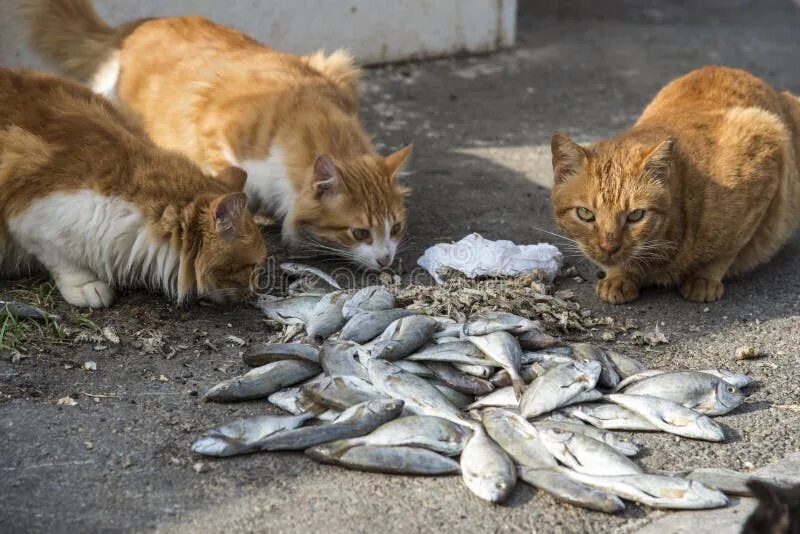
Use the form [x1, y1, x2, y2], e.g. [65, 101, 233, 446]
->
[377, 254, 392, 268]
[599, 241, 621, 255]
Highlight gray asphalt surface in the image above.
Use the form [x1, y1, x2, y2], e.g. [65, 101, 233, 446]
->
[3, 1, 800, 532]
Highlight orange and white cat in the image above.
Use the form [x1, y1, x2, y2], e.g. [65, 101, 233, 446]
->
[551, 66, 800, 303]
[24, 0, 413, 270]
[0, 68, 266, 308]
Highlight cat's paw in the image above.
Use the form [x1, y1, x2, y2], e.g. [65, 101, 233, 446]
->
[680, 277, 724, 303]
[59, 280, 116, 309]
[596, 276, 640, 304]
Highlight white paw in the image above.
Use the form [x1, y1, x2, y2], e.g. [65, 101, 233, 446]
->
[60, 280, 116, 308]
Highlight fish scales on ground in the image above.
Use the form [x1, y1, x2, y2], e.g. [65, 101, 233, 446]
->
[242, 343, 320, 367]
[371, 315, 440, 360]
[203, 359, 321, 402]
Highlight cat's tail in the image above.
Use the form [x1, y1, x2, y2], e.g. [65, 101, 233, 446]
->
[21, 0, 132, 82]
[303, 49, 361, 105]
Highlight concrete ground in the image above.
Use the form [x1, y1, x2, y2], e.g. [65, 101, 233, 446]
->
[3, 1, 800, 532]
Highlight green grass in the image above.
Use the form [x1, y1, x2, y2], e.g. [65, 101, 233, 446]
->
[0, 280, 72, 351]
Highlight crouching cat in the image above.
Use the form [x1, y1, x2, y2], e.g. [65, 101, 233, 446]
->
[0, 69, 266, 308]
[551, 66, 800, 303]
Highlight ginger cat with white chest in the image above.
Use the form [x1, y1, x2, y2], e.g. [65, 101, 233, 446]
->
[551, 66, 800, 303]
[24, 0, 413, 270]
[0, 68, 266, 308]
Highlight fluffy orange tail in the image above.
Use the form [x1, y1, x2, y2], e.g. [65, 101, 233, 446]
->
[21, 0, 124, 81]
[303, 49, 361, 105]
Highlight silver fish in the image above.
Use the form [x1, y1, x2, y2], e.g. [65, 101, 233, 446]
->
[242, 343, 320, 367]
[460, 426, 517, 503]
[613, 370, 667, 392]
[280, 262, 341, 290]
[341, 286, 395, 320]
[302, 375, 385, 410]
[407, 341, 496, 366]
[684, 468, 795, 497]
[482, 408, 557, 469]
[203, 359, 321, 402]
[426, 362, 495, 396]
[699, 369, 753, 389]
[268, 386, 311, 415]
[306, 444, 461, 475]
[466, 386, 517, 410]
[395, 360, 437, 378]
[623, 371, 746, 416]
[489, 364, 541, 387]
[534, 419, 639, 457]
[339, 309, 416, 344]
[536, 427, 642, 476]
[430, 381, 475, 409]
[606, 394, 725, 442]
[517, 467, 625, 514]
[433, 322, 466, 342]
[561, 468, 728, 509]
[253, 295, 321, 324]
[0, 300, 58, 322]
[520, 350, 574, 367]
[563, 389, 604, 406]
[570, 343, 621, 389]
[468, 332, 525, 399]
[519, 361, 601, 419]
[371, 315, 440, 360]
[563, 403, 658, 431]
[605, 350, 647, 378]
[367, 359, 477, 429]
[313, 415, 470, 456]
[516, 329, 560, 351]
[463, 311, 543, 336]
[256, 399, 404, 451]
[191, 412, 314, 457]
[453, 363, 494, 378]
[319, 340, 370, 380]
[306, 291, 350, 340]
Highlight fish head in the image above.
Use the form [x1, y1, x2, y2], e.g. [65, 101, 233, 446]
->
[369, 398, 405, 416]
[696, 415, 726, 441]
[540, 427, 572, 444]
[716, 381, 746, 410]
[202, 381, 232, 400]
[463, 468, 515, 504]
[686, 481, 729, 507]
[574, 360, 602, 384]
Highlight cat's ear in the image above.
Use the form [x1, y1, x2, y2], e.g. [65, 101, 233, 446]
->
[747, 480, 790, 526]
[216, 166, 248, 191]
[213, 192, 248, 240]
[313, 155, 341, 200]
[551, 131, 588, 185]
[642, 138, 676, 181]
[385, 144, 414, 179]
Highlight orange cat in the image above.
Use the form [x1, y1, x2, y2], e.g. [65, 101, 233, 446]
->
[24, 0, 413, 270]
[0, 68, 266, 308]
[551, 66, 800, 303]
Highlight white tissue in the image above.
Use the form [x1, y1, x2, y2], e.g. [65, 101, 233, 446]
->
[417, 233, 563, 284]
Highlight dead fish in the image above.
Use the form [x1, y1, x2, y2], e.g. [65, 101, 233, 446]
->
[563, 403, 658, 431]
[319, 340, 370, 381]
[407, 341, 496, 366]
[306, 291, 350, 340]
[0, 300, 57, 321]
[517, 467, 625, 514]
[302, 375, 385, 411]
[482, 408, 557, 469]
[519, 361, 601, 419]
[280, 262, 341, 290]
[563, 389, 604, 406]
[268, 386, 311, 415]
[516, 329, 560, 351]
[684, 468, 795, 497]
[622, 371, 746, 416]
[561, 468, 728, 509]
[614, 370, 667, 392]
[203, 359, 321, 402]
[570, 343, 621, 389]
[242, 343, 319, 367]
[534, 419, 640, 457]
[256, 398, 404, 451]
[253, 295, 321, 324]
[699, 369, 753, 389]
[430, 381, 475, 409]
[339, 309, 416, 344]
[466, 386, 517, 410]
[605, 350, 648, 378]
[606, 394, 725, 442]
[460, 426, 517, 503]
[371, 315, 440, 360]
[192, 412, 315, 457]
[433, 321, 466, 342]
[367, 359, 477, 429]
[306, 444, 461, 475]
[395, 360, 437, 378]
[313, 415, 471, 456]
[463, 311, 543, 336]
[468, 332, 525, 399]
[453, 363, 494, 378]
[341, 286, 395, 320]
[489, 364, 541, 387]
[426, 362, 495, 396]
[520, 350, 575, 367]
[536, 427, 642, 476]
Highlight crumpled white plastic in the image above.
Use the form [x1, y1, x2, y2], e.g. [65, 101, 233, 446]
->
[417, 233, 563, 284]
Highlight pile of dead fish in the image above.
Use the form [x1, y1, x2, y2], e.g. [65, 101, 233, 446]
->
[191, 265, 760, 512]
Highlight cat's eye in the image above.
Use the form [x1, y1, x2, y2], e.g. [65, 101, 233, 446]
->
[352, 228, 370, 241]
[576, 207, 595, 222]
[390, 223, 402, 236]
[627, 209, 646, 223]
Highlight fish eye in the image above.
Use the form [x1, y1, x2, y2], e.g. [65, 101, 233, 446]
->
[726, 385, 736, 394]
[627, 209, 646, 223]
[576, 207, 595, 222]
[390, 222, 402, 236]
[351, 228, 370, 241]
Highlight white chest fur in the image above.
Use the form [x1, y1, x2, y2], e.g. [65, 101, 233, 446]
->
[90, 53, 121, 102]
[236, 148, 295, 219]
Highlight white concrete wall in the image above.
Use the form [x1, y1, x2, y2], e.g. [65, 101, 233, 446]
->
[0, 0, 517, 69]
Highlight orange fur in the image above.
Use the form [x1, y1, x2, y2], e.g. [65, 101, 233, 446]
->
[551, 66, 800, 303]
[24, 1, 412, 269]
[0, 68, 266, 307]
